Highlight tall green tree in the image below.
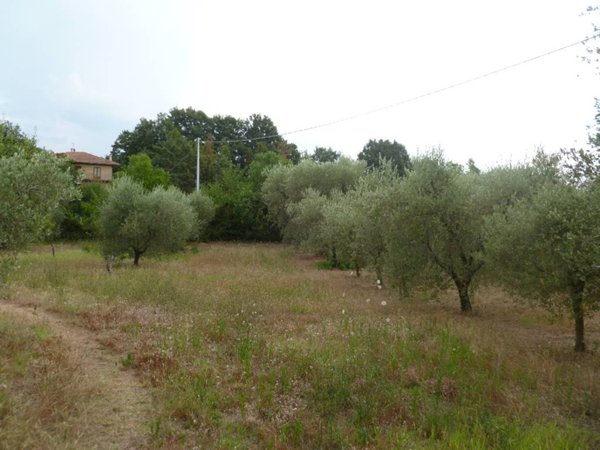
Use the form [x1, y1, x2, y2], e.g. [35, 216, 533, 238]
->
[310, 147, 341, 163]
[199, 151, 287, 241]
[204, 167, 267, 240]
[169, 107, 212, 140]
[111, 108, 299, 192]
[111, 116, 170, 165]
[59, 183, 108, 240]
[117, 152, 170, 191]
[358, 139, 411, 174]
[152, 129, 195, 192]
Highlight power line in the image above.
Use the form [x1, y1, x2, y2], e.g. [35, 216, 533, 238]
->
[211, 32, 600, 146]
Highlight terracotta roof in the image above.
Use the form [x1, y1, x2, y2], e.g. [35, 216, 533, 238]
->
[59, 151, 120, 166]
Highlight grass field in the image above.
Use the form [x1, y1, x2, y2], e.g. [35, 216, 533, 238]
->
[1, 242, 599, 449]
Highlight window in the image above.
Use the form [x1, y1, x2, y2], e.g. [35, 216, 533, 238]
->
[93, 166, 101, 179]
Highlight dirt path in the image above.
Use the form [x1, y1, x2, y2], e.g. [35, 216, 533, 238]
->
[0, 301, 153, 449]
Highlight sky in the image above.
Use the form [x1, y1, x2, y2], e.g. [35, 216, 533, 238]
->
[2, 0, 599, 168]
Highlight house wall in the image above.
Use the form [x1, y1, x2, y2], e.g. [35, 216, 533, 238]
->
[76, 164, 114, 182]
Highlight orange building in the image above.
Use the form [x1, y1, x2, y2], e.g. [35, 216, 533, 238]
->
[60, 150, 120, 182]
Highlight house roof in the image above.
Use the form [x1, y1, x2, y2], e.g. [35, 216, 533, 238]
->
[59, 151, 120, 167]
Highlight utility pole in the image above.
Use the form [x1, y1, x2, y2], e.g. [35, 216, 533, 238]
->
[196, 138, 201, 191]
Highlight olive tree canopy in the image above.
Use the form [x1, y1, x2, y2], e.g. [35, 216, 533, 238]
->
[0, 151, 79, 281]
[486, 182, 600, 351]
[99, 177, 195, 265]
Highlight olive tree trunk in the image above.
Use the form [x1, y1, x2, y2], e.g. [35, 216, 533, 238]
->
[570, 281, 585, 352]
[133, 249, 144, 266]
[453, 277, 472, 313]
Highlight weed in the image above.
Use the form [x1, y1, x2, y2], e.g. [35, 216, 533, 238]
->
[121, 352, 133, 369]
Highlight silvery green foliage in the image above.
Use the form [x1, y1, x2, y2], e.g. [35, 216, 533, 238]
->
[319, 160, 400, 279]
[321, 190, 363, 271]
[284, 187, 328, 249]
[384, 153, 534, 311]
[485, 182, 600, 351]
[99, 177, 195, 265]
[384, 153, 466, 300]
[350, 161, 401, 282]
[188, 190, 216, 240]
[0, 151, 79, 281]
[0, 153, 79, 249]
[262, 158, 365, 234]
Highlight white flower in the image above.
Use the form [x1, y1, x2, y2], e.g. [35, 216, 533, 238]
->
[342, 309, 346, 314]
[381, 301, 387, 306]
[366, 298, 371, 303]
[386, 317, 391, 323]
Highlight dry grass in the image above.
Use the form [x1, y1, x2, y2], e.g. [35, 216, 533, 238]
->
[3, 242, 599, 448]
[0, 310, 91, 449]
[0, 301, 153, 449]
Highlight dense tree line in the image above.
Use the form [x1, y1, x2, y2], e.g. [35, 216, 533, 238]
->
[108, 108, 303, 240]
[110, 108, 300, 192]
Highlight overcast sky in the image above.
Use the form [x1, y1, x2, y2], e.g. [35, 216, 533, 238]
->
[2, 1, 599, 168]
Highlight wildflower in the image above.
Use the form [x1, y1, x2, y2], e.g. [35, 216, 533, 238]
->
[342, 309, 346, 315]
[386, 317, 391, 323]
[381, 301, 387, 306]
[366, 298, 371, 303]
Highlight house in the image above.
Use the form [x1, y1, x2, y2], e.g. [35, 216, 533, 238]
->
[59, 150, 120, 182]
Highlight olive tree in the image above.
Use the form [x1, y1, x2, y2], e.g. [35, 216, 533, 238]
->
[262, 158, 365, 236]
[386, 155, 482, 310]
[320, 190, 365, 273]
[0, 151, 79, 281]
[284, 188, 329, 248]
[319, 161, 401, 280]
[385, 153, 536, 312]
[0, 120, 40, 158]
[486, 180, 600, 352]
[350, 161, 401, 283]
[99, 177, 195, 265]
[116, 152, 170, 191]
